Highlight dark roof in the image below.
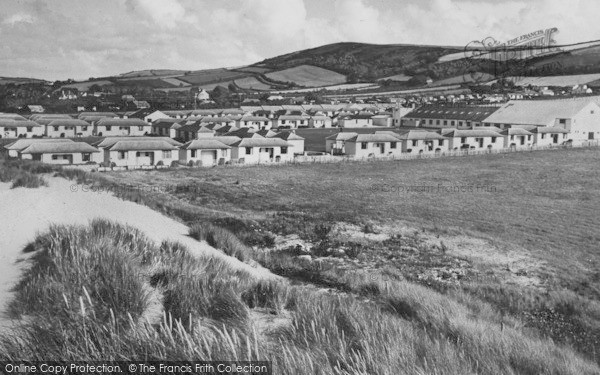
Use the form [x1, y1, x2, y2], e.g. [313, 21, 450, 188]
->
[273, 131, 305, 141]
[97, 118, 150, 127]
[443, 129, 502, 138]
[405, 105, 499, 122]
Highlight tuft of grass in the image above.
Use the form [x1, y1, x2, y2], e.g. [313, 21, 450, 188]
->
[189, 223, 252, 262]
[10, 172, 48, 189]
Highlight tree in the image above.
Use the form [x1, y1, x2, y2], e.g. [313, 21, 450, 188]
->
[210, 85, 231, 106]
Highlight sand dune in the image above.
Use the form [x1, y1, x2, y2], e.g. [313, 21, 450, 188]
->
[0, 176, 275, 328]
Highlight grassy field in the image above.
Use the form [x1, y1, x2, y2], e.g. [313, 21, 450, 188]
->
[265, 65, 347, 87]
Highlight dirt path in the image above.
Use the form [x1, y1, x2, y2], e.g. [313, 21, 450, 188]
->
[0, 176, 276, 328]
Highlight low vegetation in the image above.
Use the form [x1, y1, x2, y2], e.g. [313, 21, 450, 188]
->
[6, 147, 598, 371]
[0, 157, 51, 188]
[3, 220, 599, 374]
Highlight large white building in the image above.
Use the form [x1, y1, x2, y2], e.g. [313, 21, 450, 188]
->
[482, 99, 600, 145]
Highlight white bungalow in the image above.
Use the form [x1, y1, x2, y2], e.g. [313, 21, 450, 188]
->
[394, 130, 448, 154]
[179, 139, 231, 166]
[102, 139, 180, 167]
[309, 115, 332, 128]
[236, 116, 272, 130]
[0, 120, 44, 138]
[16, 140, 101, 164]
[344, 133, 402, 158]
[94, 137, 181, 167]
[94, 118, 152, 137]
[271, 131, 305, 155]
[325, 132, 358, 154]
[276, 114, 310, 129]
[500, 128, 534, 149]
[338, 114, 374, 128]
[4, 138, 74, 158]
[230, 136, 292, 164]
[152, 118, 182, 138]
[443, 129, 504, 150]
[45, 119, 93, 138]
[530, 126, 569, 146]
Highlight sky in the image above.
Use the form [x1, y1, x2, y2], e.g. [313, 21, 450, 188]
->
[1, 0, 599, 81]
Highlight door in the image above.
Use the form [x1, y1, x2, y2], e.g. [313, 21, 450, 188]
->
[552, 134, 558, 143]
[478, 138, 484, 148]
[201, 150, 216, 166]
[589, 132, 595, 140]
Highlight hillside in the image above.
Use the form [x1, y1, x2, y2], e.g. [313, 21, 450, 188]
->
[254, 42, 461, 82]
[4, 41, 600, 99]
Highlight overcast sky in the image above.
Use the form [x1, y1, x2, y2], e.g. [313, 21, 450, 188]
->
[1, 0, 599, 81]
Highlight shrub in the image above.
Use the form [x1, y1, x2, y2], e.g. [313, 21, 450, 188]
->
[189, 223, 252, 262]
[11, 172, 47, 189]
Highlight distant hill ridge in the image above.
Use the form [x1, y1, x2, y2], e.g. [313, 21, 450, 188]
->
[3, 41, 600, 91]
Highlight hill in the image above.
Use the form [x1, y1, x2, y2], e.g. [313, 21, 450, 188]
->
[5, 40, 600, 99]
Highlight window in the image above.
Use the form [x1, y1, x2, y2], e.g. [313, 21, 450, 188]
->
[466, 122, 471, 127]
[118, 151, 126, 159]
[491, 137, 496, 143]
[281, 147, 288, 154]
[412, 140, 418, 147]
[438, 140, 444, 146]
[527, 135, 531, 141]
[436, 120, 440, 125]
[443, 120, 448, 126]
[82, 126, 88, 131]
[52, 155, 58, 160]
[106, 126, 112, 131]
[53, 126, 59, 131]
[458, 121, 462, 127]
[361, 142, 368, 149]
[82, 153, 90, 162]
[429, 119, 433, 125]
[191, 150, 196, 158]
[245, 147, 252, 155]
[163, 150, 172, 158]
[450, 121, 455, 126]
[559, 119, 566, 124]
[541, 134, 546, 139]
[461, 137, 466, 143]
[390, 142, 397, 149]
[26, 127, 32, 132]
[510, 135, 514, 140]
[138, 126, 144, 131]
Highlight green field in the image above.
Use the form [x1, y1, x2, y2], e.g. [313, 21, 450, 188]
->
[265, 65, 347, 87]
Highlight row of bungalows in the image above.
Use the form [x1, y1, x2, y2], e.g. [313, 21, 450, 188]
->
[325, 125, 572, 159]
[0, 119, 44, 138]
[4, 128, 303, 167]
